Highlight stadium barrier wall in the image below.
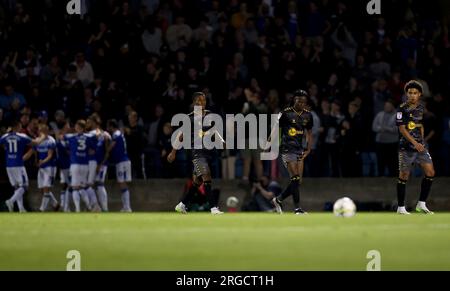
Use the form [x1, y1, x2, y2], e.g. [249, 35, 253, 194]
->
[2, 178, 449, 212]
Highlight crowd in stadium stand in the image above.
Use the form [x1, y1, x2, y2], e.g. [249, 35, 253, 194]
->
[0, 0, 449, 181]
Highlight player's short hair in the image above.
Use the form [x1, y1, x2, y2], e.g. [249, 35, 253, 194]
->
[293, 89, 309, 98]
[291, 89, 309, 106]
[107, 119, 118, 129]
[192, 91, 205, 101]
[88, 113, 102, 126]
[38, 123, 49, 132]
[76, 119, 86, 130]
[11, 119, 22, 129]
[404, 80, 423, 94]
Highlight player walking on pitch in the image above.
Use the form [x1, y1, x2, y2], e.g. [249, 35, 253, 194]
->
[56, 121, 72, 212]
[168, 92, 224, 215]
[106, 119, 133, 212]
[396, 80, 435, 215]
[89, 114, 111, 211]
[271, 90, 314, 215]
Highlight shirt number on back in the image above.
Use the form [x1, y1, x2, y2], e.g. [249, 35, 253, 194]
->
[7, 139, 18, 153]
[77, 139, 86, 151]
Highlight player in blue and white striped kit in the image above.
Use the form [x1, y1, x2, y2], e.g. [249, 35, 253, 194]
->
[106, 119, 132, 212]
[0, 120, 44, 212]
[87, 114, 111, 211]
[56, 122, 72, 212]
[63, 120, 97, 212]
[86, 116, 101, 211]
[24, 124, 59, 211]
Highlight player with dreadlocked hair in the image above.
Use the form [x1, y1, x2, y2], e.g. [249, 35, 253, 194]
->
[272, 90, 314, 214]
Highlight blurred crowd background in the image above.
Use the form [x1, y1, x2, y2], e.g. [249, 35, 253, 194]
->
[1, 0, 450, 181]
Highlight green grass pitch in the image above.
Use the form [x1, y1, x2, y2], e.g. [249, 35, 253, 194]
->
[1, 212, 450, 271]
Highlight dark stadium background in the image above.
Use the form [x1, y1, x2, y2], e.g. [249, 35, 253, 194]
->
[0, 0, 449, 184]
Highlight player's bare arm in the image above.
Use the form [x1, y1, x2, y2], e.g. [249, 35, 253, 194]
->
[30, 133, 46, 146]
[302, 129, 313, 159]
[22, 148, 34, 161]
[98, 135, 111, 173]
[38, 149, 54, 167]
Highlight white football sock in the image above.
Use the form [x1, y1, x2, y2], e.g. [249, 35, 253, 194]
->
[417, 201, 426, 208]
[16, 188, 26, 212]
[17, 196, 26, 212]
[60, 191, 65, 209]
[48, 192, 58, 207]
[10, 187, 25, 204]
[79, 189, 91, 210]
[86, 187, 99, 208]
[97, 185, 108, 211]
[121, 188, 131, 210]
[72, 190, 81, 212]
[40, 193, 50, 211]
[64, 189, 71, 212]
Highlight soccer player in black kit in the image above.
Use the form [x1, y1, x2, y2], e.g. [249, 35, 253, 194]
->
[396, 80, 435, 215]
[168, 92, 224, 215]
[272, 90, 314, 214]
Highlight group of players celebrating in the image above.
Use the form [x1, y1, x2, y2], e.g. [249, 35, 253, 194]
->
[1, 80, 435, 215]
[1, 114, 132, 213]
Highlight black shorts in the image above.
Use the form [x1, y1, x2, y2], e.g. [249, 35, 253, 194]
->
[281, 152, 304, 169]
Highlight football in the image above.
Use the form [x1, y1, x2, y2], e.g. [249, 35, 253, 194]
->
[333, 197, 357, 217]
[226, 196, 239, 208]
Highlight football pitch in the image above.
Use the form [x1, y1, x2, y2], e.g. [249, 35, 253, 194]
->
[1, 213, 450, 271]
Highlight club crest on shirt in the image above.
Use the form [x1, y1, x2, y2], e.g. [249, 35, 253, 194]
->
[288, 128, 297, 136]
[408, 121, 416, 130]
